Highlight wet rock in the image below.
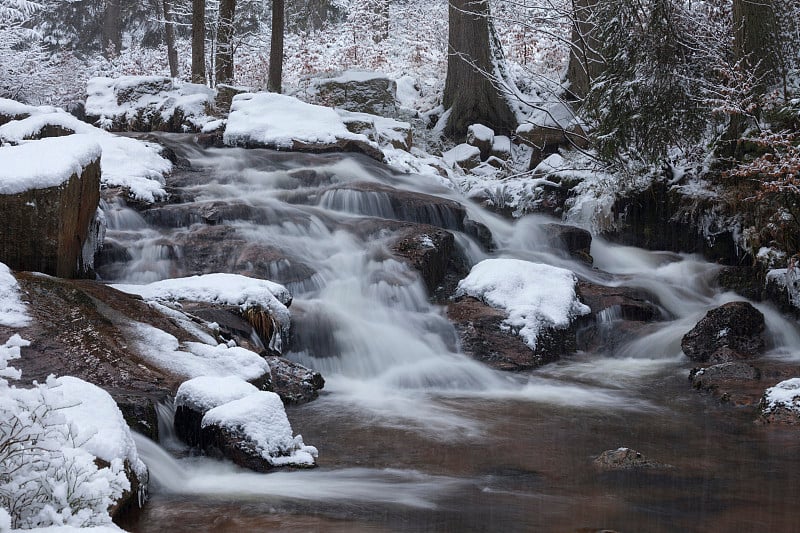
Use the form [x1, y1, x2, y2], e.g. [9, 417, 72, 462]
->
[542, 223, 593, 264]
[717, 266, 764, 302]
[267, 357, 325, 405]
[764, 267, 800, 317]
[576, 281, 662, 323]
[690, 362, 761, 402]
[390, 226, 455, 293]
[0, 146, 101, 278]
[447, 296, 576, 371]
[593, 447, 671, 470]
[758, 378, 800, 425]
[310, 70, 398, 117]
[681, 301, 765, 363]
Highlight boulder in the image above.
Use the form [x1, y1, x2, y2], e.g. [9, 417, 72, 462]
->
[339, 110, 413, 151]
[765, 267, 800, 316]
[716, 265, 764, 302]
[681, 301, 766, 363]
[390, 225, 455, 293]
[310, 70, 398, 117]
[576, 281, 661, 323]
[690, 362, 761, 403]
[593, 447, 671, 470]
[199, 391, 318, 472]
[443, 143, 482, 170]
[267, 357, 325, 405]
[0, 136, 101, 278]
[758, 378, 800, 425]
[541, 223, 593, 264]
[467, 123, 495, 160]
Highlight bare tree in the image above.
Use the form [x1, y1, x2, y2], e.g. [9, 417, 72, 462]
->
[163, 0, 179, 77]
[101, 0, 121, 57]
[215, 0, 236, 85]
[268, 0, 285, 93]
[442, 0, 518, 138]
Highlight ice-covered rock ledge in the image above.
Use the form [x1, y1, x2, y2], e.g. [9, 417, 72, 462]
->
[223, 92, 385, 161]
[0, 135, 101, 278]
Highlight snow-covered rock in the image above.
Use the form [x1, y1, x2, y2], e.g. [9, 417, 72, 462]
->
[0, 99, 172, 203]
[85, 76, 216, 133]
[454, 258, 590, 351]
[308, 70, 398, 117]
[338, 109, 412, 151]
[759, 378, 800, 425]
[223, 92, 383, 161]
[0, 135, 102, 278]
[201, 390, 318, 471]
[467, 123, 494, 160]
[443, 143, 481, 171]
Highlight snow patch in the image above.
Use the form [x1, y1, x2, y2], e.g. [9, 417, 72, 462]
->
[763, 378, 800, 415]
[0, 262, 30, 328]
[175, 375, 259, 412]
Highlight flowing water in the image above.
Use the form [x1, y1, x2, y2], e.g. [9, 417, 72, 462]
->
[111, 135, 800, 532]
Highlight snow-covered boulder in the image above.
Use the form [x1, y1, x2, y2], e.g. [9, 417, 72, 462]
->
[113, 273, 292, 353]
[451, 258, 590, 368]
[443, 143, 482, 171]
[199, 388, 318, 471]
[389, 225, 455, 294]
[0, 99, 172, 203]
[85, 76, 215, 133]
[680, 302, 765, 363]
[759, 378, 800, 425]
[339, 109, 412, 151]
[223, 92, 384, 161]
[467, 123, 494, 160]
[765, 267, 800, 315]
[308, 70, 398, 117]
[0, 135, 101, 278]
[174, 375, 259, 446]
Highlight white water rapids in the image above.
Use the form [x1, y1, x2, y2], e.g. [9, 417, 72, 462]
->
[106, 136, 800, 531]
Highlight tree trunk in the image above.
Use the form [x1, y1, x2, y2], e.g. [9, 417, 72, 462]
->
[566, 0, 602, 101]
[102, 0, 122, 58]
[215, 0, 237, 85]
[268, 0, 285, 93]
[192, 0, 206, 84]
[372, 0, 389, 42]
[163, 0, 179, 78]
[443, 0, 517, 138]
[733, 0, 781, 92]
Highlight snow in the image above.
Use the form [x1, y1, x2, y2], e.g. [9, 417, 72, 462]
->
[85, 76, 216, 131]
[442, 144, 481, 167]
[763, 378, 800, 415]
[0, 263, 30, 328]
[0, 100, 171, 203]
[0, 135, 101, 194]
[127, 322, 271, 383]
[52, 376, 147, 479]
[175, 376, 259, 412]
[338, 109, 411, 149]
[111, 273, 291, 336]
[468, 124, 494, 143]
[492, 135, 511, 154]
[517, 101, 582, 133]
[202, 391, 318, 467]
[455, 258, 590, 350]
[16, 526, 126, 533]
[395, 75, 421, 111]
[224, 92, 377, 150]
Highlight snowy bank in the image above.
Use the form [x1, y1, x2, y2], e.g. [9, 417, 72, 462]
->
[455, 258, 589, 350]
[0, 98, 171, 203]
[0, 262, 31, 328]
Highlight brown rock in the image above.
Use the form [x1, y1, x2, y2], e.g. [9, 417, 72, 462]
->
[390, 226, 455, 293]
[681, 301, 766, 363]
[593, 447, 671, 470]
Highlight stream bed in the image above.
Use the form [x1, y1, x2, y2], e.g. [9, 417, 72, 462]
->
[111, 134, 800, 532]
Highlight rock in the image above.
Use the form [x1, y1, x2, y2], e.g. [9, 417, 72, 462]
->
[390, 226, 455, 293]
[593, 447, 671, 470]
[267, 357, 325, 405]
[490, 135, 512, 160]
[443, 143, 482, 170]
[310, 70, 398, 117]
[541, 223, 593, 264]
[85, 76, 215, 133]
[717, 266, 764, 302]
[517, 124, 587, 169]
[215, 83, 250, 114]
[758, 378, 800, 425]
[0, 138, 101, 278]
[690, 362, 761, 402]
[199, 391, 318, 472]
[681, 301, 765, 363]
[448, 296, 577, 371]
[467, 123, 495, 160]
[339, 110, 413, 151]
[765, 267, 800, 317]
[576, 281, 662, 323]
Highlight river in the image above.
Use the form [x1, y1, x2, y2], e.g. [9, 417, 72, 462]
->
[110, 134, 800, 532]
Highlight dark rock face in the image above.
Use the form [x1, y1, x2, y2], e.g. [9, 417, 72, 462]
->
[390, 226, 455, 293]
[311, 72, 398, 117]
[607, 180, 740, 265]
[0, 159, 101, 278]
[690, 362, 761, 402]
[593, 448, 671, 471]
[717, 266, 764, 302]
[174, 404, 205, 447]
[681, 301, 766, 363]
[230, 136, 385, 162]
[541, 223, 593, 264]
[447, 296, 577, 371]
[268, 357, 325, 405]
[198, 423, 273, 472]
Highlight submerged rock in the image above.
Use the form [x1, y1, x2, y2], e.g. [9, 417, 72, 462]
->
[681, 301, 765, 363]
[593, 447, 671, 470]
[390, 225, 455, 294]
[690, 362, 762, 403]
